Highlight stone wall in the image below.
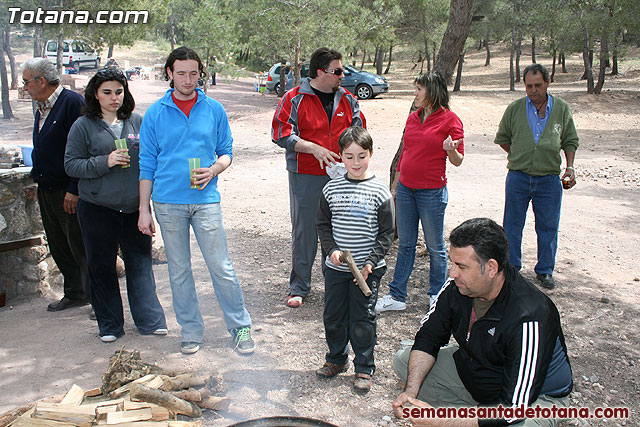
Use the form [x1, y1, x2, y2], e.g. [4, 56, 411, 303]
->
[0, 168, 56, 301]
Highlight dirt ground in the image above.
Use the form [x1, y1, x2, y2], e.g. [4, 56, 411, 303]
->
[0, 47, 639, 427]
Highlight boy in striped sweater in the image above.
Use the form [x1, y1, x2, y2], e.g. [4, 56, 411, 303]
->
[315, 126, 395, 393]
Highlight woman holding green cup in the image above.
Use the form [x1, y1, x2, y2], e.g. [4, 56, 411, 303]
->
[64, 69, 167, 343]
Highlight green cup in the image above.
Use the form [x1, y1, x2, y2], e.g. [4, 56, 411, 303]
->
[114, 138, 130, 168]
[189, 158, 200, 189]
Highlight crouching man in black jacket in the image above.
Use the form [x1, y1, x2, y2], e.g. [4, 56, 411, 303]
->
[392, 218, 572, 427]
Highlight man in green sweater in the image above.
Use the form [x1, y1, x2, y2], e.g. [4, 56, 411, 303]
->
[494, 64, 579, 290]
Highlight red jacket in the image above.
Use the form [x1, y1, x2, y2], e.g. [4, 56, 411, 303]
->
[271, 78, 366, 175]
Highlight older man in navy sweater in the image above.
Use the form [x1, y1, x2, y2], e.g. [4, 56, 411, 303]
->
[22, 58, 89, 311]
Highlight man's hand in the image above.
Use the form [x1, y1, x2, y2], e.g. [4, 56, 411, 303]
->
[138, 209, 155, 237]
[63, 193, 78, 214]
[360, 263, 373, 281]
[192, 166, 217, 190]
[330, 250, 343, 266]
[392, 391, 414, 419]
[312, 144, 340, 170]
[561, 167, 576, 189]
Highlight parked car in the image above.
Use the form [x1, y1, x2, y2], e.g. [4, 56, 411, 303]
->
[44, 39, 101, 72]
[268, 62, 389, 99]
[265, 62, 309, 94]
[339, 66, 389, 99]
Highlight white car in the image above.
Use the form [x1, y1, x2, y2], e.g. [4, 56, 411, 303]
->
[44, 39, 100, 72]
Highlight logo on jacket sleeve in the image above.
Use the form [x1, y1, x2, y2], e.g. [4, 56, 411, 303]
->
[337, 112, 344, 117]
[488, 327, 496, 336]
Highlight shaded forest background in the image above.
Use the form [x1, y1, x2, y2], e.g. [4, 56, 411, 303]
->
[2, 0, 640, 119]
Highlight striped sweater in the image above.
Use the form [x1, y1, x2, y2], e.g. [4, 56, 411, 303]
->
[316, 175, 394, 273]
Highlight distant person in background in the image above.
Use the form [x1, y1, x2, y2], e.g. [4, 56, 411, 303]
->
[271, 47, 366, 308]
[21, 57, 90, 312]
[495, 64, 579, 290]
[376, 72, 464, 313]
[105, 58, 119, 70]
[65, 69, 167, 343]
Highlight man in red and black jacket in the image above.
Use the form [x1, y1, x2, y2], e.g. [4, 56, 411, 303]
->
[271, 47, 366, 308]
[392, 218, 572, 427]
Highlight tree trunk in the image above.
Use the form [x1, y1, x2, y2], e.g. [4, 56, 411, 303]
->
[594, 33, 609, 94]
[390, 102, 420, 189]
[384, 43, 393, 74]
[351, 48, 358, 67]
[169, 12, 176, 50]
[550, 48, 557, 83]
[509, 4, 516, 91]
[424, 38, 430, 73]
[611, 29, 620, 75]
[33, 25, 44, 57]
[56, 32, 64, 75]
[107, 44, 115, 59]
[3, 31, 18, 90]
[278, 61, 286, 97]
[375, 45, 384, 75]
[531, 35, 536, 63]
[360, 49, 366, 70]
[581, 24, 594, 93]
[515, 32, 522, 82]
[453, 51, 465, 92]
[433, 0, 474, 83]
[484, 32, 491, 66]
[0, 31, 15, 120]
[432, 42, 437, 71]
[560, 53, 567, 73]
[581, 49, 593, 79]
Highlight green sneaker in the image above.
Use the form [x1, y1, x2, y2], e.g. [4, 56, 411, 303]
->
[233, 327, 255, 355]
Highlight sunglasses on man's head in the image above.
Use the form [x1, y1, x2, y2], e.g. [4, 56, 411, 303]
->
[320, 68, 344, 76]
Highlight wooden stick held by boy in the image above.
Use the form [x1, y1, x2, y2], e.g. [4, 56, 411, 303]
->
[339, 250, 372, 296]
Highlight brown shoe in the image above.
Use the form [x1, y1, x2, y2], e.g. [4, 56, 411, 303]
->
[353, 373, 372, 393]
[315, 362, 349, 378]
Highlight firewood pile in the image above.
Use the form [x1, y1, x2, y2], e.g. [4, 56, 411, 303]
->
[1, 347, 228, 427]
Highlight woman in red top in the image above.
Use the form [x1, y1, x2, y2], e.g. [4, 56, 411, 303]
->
[376, 72, 464, 312]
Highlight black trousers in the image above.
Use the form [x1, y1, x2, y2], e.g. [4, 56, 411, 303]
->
[323, 265, 386, 375]
[76, 199, 166, 337]
[37, 187, 89, 301]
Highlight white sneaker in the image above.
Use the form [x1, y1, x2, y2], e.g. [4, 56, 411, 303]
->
[375, 294, 406, 312]
[100, 335, 118, 343]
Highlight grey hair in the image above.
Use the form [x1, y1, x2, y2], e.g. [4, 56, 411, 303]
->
[523, 63, 549, 83]
[21, 58, 60, 85]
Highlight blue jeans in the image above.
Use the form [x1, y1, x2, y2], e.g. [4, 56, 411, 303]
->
[503, 170, 562, 275]
[77, 199, 166, 338]
[153, 202, 251, 343]
[388, 182, 448, 302]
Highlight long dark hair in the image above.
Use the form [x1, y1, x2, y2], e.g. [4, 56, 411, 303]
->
[163, 46, 206, 88]
[83, 69, 134, 120]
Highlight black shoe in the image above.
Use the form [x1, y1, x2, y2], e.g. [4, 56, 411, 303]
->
[47, 297, 89, 312]
[536, 274, 555, 290]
